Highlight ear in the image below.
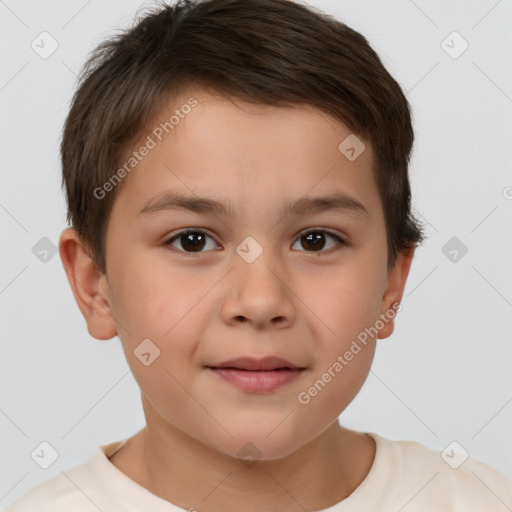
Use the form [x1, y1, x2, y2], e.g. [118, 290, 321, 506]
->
[58, 227, 117, 340]
[377, 246, 416, 339]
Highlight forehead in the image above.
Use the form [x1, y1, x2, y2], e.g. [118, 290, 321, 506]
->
[111, 88, 382, 224]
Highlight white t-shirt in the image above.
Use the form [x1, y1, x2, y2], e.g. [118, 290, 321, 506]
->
[5, 432, 512, 511]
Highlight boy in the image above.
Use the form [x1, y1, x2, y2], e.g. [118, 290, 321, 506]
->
[6, 0, 512, 510]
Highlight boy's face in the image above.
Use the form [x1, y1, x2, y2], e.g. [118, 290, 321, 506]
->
[60, 88, 414, 461]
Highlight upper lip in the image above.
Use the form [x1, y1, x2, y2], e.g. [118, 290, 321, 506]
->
[206, 356, 303, 371]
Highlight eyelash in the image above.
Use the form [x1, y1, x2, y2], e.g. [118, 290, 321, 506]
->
[163, 228, 346, 255]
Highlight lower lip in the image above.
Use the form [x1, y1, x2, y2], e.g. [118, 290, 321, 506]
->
[207, 367, 304, 392]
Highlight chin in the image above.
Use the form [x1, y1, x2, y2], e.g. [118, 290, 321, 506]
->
[212, 426, 306, 463]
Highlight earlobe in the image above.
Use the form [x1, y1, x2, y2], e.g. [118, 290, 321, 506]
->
[377, 246, 416, 340]
[58, 227, 117, 340]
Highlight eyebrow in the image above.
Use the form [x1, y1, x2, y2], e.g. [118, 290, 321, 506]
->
[139, 191, 370, 220]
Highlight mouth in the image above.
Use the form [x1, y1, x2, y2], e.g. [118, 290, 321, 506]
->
[206, 356, 303, 371]
[205, 356, 305, 392]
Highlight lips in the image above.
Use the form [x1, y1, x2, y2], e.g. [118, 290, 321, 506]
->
[205, 356, 302, 371]
[205, 356, 305, 392]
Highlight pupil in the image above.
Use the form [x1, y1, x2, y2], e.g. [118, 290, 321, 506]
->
[302, 232, 325, 251]
[182, 232, 205, 252]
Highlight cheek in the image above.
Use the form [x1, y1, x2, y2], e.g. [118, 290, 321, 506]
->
[304, 265, 383, 343]
[108, 252, 210, 337]
[297, 335, 376, 426]
[299, 265, 381, 408]
[106, 260, 212, 395]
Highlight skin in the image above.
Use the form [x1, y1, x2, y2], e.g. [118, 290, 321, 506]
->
[59, 87, 415, 512]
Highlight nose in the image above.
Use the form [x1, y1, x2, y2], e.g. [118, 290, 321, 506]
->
[220, 251, 296, 330]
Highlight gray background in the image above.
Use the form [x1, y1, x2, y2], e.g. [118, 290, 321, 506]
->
[1, 0, 511, 508]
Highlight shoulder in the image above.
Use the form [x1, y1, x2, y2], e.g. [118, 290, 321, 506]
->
[4, 442, 124, 512]
[5, 468, 92, 512]
[372, 433, 512, 510]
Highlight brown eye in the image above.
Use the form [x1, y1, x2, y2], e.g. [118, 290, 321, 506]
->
[164, 230, 218, 253]
[292, 230, 345, 252]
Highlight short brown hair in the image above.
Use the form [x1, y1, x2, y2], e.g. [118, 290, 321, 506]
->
[61, 0, 425, 274]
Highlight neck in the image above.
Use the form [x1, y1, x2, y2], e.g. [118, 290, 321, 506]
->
[119, 399, 375, 512]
